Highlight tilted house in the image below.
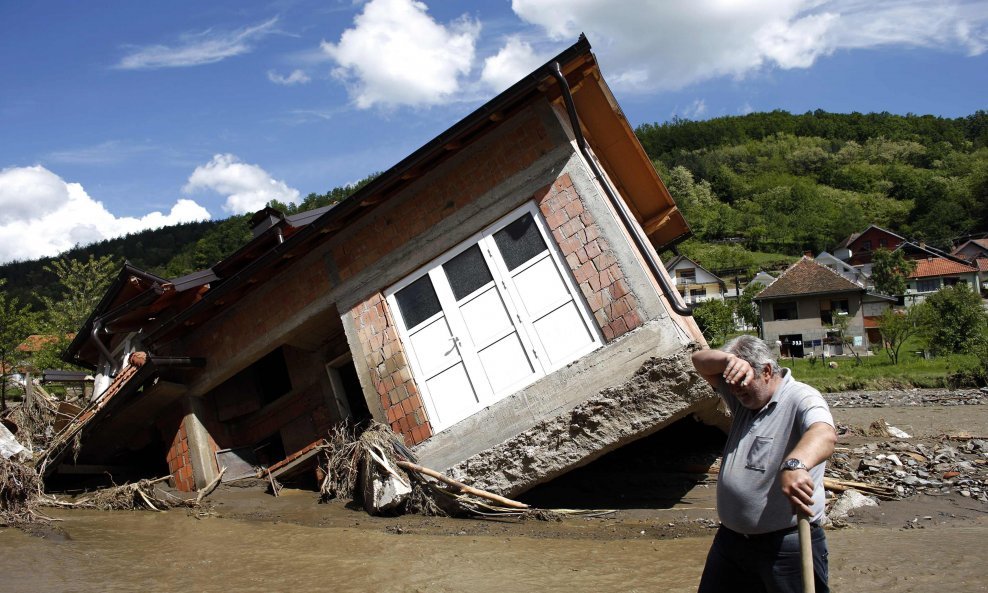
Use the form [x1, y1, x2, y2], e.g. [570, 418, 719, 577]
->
[46, 37, 719, 497]
[755, 257, 894, 357]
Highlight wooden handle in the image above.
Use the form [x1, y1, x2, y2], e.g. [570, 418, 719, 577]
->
[798, 515, 815, 593]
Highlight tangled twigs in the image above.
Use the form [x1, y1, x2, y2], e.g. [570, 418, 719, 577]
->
[0, 456, 44, 526]
[319, 422, 361, 501]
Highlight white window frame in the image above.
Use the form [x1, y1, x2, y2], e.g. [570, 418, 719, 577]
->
[385, 202, 603, 432]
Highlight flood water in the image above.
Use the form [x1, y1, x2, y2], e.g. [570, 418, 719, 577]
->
[0, 509, 711, 593]
[4, 505, 988, 592]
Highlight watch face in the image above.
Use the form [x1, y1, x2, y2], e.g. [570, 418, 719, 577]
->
[784, 459, 803, 470]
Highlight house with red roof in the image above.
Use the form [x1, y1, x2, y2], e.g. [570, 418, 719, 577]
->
[904, 256, 980, 305]
[754, 257, 895, 357]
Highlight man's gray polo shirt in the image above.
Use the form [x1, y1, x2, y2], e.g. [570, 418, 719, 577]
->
[716, 368, 834, 534]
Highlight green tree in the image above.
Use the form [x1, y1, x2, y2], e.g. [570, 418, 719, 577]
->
[917, 284, 988, 355]
[877, 305, 921, 365]
[734, 282, 764, 330]
[692, 299, 736, 347]
[35, 255, 119, 371]
[0, 279, 38, 410]
[871, 248, 917, 296]
[828, 311, 862, 364]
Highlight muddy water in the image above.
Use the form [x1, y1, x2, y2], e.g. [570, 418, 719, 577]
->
[1, 509, 710, 593]
[3, 510, 987, 593]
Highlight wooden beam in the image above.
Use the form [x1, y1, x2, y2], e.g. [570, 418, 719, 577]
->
[642, 206, 678, 236]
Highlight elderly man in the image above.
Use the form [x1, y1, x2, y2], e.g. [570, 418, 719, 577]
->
[692, 335, 836, 593]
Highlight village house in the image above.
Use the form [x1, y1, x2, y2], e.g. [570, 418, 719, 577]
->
[950, 238, 988, 295]
[834, 225, 906, 267]
[664, 255, 727, 305]
[904, 256, 980, 305]
[754, 257, 894, 358]
[43, 37, 720, 498]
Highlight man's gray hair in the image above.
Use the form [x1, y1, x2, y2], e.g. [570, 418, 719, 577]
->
[721, 335, 782, 376]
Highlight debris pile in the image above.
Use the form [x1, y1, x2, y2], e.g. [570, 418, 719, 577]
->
[0, 455, 45, 526]
[827, 435, 988, 502]
[318, 422, 609, 520]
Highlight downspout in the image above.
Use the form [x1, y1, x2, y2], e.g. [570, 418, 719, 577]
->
[91, 318, 118, 378]
[548, 63, 693, 316]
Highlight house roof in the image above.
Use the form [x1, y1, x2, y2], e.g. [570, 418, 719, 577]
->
[66, 35, 690, 366]
[664, 255, 723, 280]
[952, 238, 988, 258]
[976, 258, 988, 272]
[17, 334, 73, 353]
[755, 257, 864, 300]
[908, 257, 978, 278]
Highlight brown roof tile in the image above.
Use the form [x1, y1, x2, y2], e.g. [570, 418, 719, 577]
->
[908, 257, 977, 278]
[755, 257, 863, 300]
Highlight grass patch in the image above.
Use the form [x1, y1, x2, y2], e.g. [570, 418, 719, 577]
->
[779, 347, 982, 392]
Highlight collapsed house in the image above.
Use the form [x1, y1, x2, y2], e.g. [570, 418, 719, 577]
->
[41, 36, 722, 498]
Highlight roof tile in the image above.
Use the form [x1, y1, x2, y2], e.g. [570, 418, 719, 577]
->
[908, 257, 977, 278]
[755, 257, 863, 299]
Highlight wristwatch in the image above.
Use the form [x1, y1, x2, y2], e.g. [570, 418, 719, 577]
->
[780, 458, 808, 471]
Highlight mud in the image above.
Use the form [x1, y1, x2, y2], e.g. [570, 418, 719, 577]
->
[1, 389, 986, 592]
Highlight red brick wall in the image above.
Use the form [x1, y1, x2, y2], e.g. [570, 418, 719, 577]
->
[159, 406, 196, 492]
[350, 293, 431, 446]
[332, 108, 553, 282]
[536, 173, 642, 341]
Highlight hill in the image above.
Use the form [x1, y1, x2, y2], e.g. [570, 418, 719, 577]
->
[637, 110, 988, 272]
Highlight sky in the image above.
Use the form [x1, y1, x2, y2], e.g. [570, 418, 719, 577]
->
[1, 0, 986, 265]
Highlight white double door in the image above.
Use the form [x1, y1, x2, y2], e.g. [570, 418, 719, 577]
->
[387, 204, 600, 433]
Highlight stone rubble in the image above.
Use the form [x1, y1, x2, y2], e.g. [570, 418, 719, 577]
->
[824, 388, 988, 408]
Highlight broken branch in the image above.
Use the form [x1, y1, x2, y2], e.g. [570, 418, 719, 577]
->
[396, 460, 529, 509]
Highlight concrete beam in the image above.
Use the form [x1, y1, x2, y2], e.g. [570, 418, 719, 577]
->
[184, 396, 218, 489]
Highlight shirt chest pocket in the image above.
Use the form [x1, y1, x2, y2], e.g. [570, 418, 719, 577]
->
[745, 436, 774, 472]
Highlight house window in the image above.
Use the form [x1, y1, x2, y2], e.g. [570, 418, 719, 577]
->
[879, 238, 888, 248]
[676, 268, 696, 286]
[943, 277, 962, 287]
[821, 299, 849, 325]
[862, 240, 872, 251]
[254, 348, 292, 406]
[772, 301, 798, 321]
[690, 287, 707, 301]
[916, 279, 939, 292]
[387, 203, 601, 432]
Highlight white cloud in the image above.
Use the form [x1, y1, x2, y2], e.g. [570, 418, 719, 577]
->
[510, 0, 988, 92]
[678, 99, 708, 120]
[481, 36, 543, 93]
[117, 17, 278, 70]
[321, 0, 480, 108]
[268, 69, 311, 85]
[183, 154, 300, 214]
[0, 166, 210, 264]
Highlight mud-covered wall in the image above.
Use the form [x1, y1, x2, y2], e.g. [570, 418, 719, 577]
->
[445, 346, 723, 497]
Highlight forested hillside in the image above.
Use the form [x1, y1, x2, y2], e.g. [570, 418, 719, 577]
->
[4, 110, 987, 303]
[638, 110, 988, 273]
[0, 221, 219, 307]
[0, 175, 376, 308]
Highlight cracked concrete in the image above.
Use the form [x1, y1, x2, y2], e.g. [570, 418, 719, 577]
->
[447, 346, 725, 498]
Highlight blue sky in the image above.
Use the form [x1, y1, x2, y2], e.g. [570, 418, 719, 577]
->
[1, 0, 986, 264]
